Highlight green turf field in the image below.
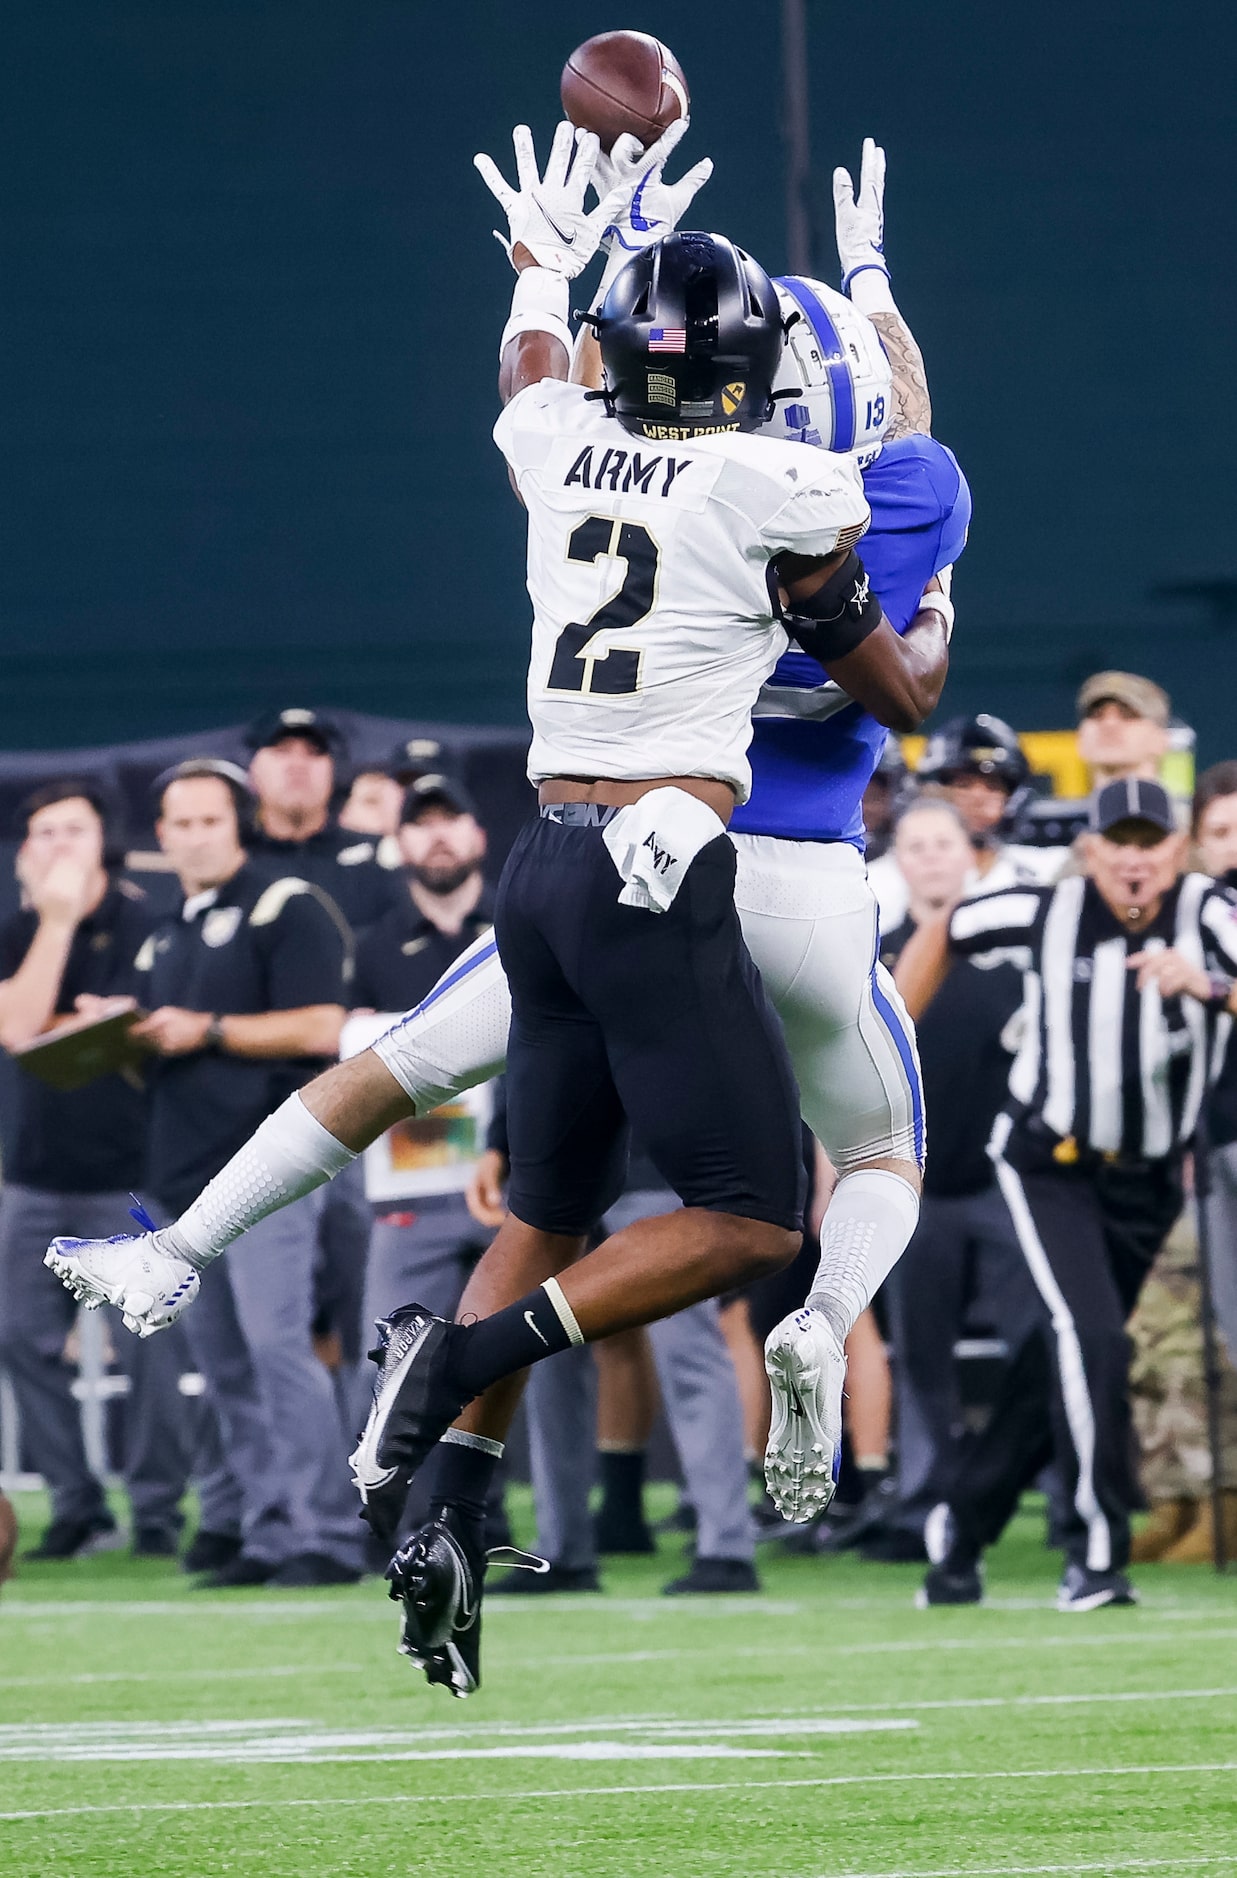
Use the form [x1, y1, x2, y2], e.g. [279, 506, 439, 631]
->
[2, 1488, 1235, 1878]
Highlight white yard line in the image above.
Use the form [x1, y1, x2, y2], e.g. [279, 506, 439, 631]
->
[827, 1860, 1235, 1878]
[0, 1716, 917, 1762]
[0, 1682, 1232, 1734]
[1, 1760, 1234, 1824]
[546, 1627, 1237, 1666]
[769, 1685, 1237, 1719]
[0, 1664, 364, 1689]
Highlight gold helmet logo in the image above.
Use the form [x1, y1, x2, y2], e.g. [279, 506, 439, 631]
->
[721, 381, 746, 416]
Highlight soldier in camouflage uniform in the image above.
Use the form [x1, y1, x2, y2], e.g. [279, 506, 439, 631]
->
[1128, 1204, 1237, 1561]
[0, 1491, 16, 1593]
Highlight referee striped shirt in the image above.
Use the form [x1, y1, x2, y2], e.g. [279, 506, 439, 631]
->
[949, 872, 1237, 1160]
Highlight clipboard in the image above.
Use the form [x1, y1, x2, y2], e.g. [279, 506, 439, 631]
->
[9, 999, 147, 1091]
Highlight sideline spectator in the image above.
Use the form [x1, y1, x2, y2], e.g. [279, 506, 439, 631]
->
[901, 780, 1237, 1609]
[0, 783, 199, 1560]
[134, 760, 361, 1587]
[1075, 672, 1171, 788]
[1015, 671, 1180, 851]
[245, 707, 384, 1389]
[1193, 760, 1237, 1365]
[1127, 1209, 1237, 1562]
[338, 767, 404, 842]
[350, 775, 497, 1339]
[873, 800, 1040, 1558]
[859, 740, 912, 863]
[245, 708, 396, 930]
[868, 714, 1063, 928]
[340, 774, 502, 1551]
[0, 1489, 16, 1592]
[1124, 757, 1237, 1564]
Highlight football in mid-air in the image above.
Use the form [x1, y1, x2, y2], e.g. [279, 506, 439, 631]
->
[560, 30, 689, 154]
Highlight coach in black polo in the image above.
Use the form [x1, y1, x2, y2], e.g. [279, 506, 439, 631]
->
[899, 779, 1237, 1610]
[133, 759, 362, 1587]
[244, 707, 398, 933]
[0, 782, 198, 1560]
[350, 775, 496, 1337]
[244, 707, 393, 1387]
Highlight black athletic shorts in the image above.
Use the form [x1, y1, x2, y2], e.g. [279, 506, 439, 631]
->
[494, 806, 805, 1237]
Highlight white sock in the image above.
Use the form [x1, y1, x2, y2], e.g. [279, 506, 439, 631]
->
[164, 1094, 357, 1268]
[806, 1169, 920, 1344]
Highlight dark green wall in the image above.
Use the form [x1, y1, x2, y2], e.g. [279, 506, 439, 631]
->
[2, 3, 1235, 751]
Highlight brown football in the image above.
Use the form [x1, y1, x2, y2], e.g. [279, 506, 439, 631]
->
[561, 30, 689, 154]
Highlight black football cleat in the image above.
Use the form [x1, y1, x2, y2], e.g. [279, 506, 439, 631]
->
[916, 1560, 985, 1607]
[386, 1507, 546, 1699]
[1056, 1562, 1139, 1612]
[348, 1305, 471, 1547]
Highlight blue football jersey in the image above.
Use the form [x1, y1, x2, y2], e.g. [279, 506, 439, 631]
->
[731, 434, 972, 846]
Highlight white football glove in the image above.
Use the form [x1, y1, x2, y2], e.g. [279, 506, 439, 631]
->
[474, 121, 633, 279]
[833, 136, 890, 292]
[591, 118, 713, 301]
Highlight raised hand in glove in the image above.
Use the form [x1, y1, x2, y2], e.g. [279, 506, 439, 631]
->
[591, 118, 712, 299]
[833, 136, 890, 293]
[475, 120, 633, 278]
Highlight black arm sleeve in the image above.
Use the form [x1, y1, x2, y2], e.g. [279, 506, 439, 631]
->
[782, 549, 884, 664]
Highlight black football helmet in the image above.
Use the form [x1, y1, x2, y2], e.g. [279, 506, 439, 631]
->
[594, 231, 784, 440]
[918, 713, 1029, 793]
[917, 712, 1033, 838]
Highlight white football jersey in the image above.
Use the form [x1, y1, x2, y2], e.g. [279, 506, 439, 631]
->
[493, 379, 871, 803]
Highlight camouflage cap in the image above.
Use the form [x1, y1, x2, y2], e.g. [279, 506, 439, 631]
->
[1076, 671, 1170, 727]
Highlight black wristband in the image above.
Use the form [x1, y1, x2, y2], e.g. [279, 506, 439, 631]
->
[204, 1014, 226, 1051]
[783, 548, 884, 664]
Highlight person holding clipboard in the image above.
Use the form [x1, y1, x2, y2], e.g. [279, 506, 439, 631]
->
[0, 781, 200, 1560]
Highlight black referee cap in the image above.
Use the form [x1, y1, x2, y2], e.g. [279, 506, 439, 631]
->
[1090, 778, 1176, 837]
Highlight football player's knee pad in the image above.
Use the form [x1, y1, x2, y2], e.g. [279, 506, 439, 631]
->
[829, 1121, 923, 1180]
[371, 937, 512, 1113]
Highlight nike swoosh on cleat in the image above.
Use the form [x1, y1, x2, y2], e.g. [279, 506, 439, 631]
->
[444, 1534, 477, 1627]
[350, 1319, 432, 1489]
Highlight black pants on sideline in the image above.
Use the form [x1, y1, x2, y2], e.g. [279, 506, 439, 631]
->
[945, 1119, 1183, 1573]
[888, 1181, 1044, 1536]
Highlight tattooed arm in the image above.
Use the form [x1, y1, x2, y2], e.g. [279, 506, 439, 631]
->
[868, 309, 932, 439]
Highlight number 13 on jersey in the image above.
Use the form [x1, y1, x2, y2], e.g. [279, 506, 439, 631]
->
[546, 515, 661, 698]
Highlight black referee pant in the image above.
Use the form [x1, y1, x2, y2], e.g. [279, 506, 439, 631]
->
[944, 1114, 1183, 1574]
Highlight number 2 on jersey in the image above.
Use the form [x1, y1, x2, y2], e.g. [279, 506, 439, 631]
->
[547, 516, 660, 697]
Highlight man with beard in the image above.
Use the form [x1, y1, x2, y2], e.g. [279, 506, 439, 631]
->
[349, 776, 498, 1360]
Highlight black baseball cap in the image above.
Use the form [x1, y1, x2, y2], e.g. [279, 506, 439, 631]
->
[388, 735, 443, 783]
[400, 773, 477, 825]
[244, 707, 345, 757]
[1090, 778, 1176, 838]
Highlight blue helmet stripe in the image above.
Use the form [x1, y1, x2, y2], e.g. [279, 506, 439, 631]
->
[777, 275, 857, 454]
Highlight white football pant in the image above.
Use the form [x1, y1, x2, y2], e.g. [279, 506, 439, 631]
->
[373, 833, 923, 1175]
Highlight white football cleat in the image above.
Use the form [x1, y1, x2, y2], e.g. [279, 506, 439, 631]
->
[44, 1232, 200, 1338]
[763, 1304, 847, 1522]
